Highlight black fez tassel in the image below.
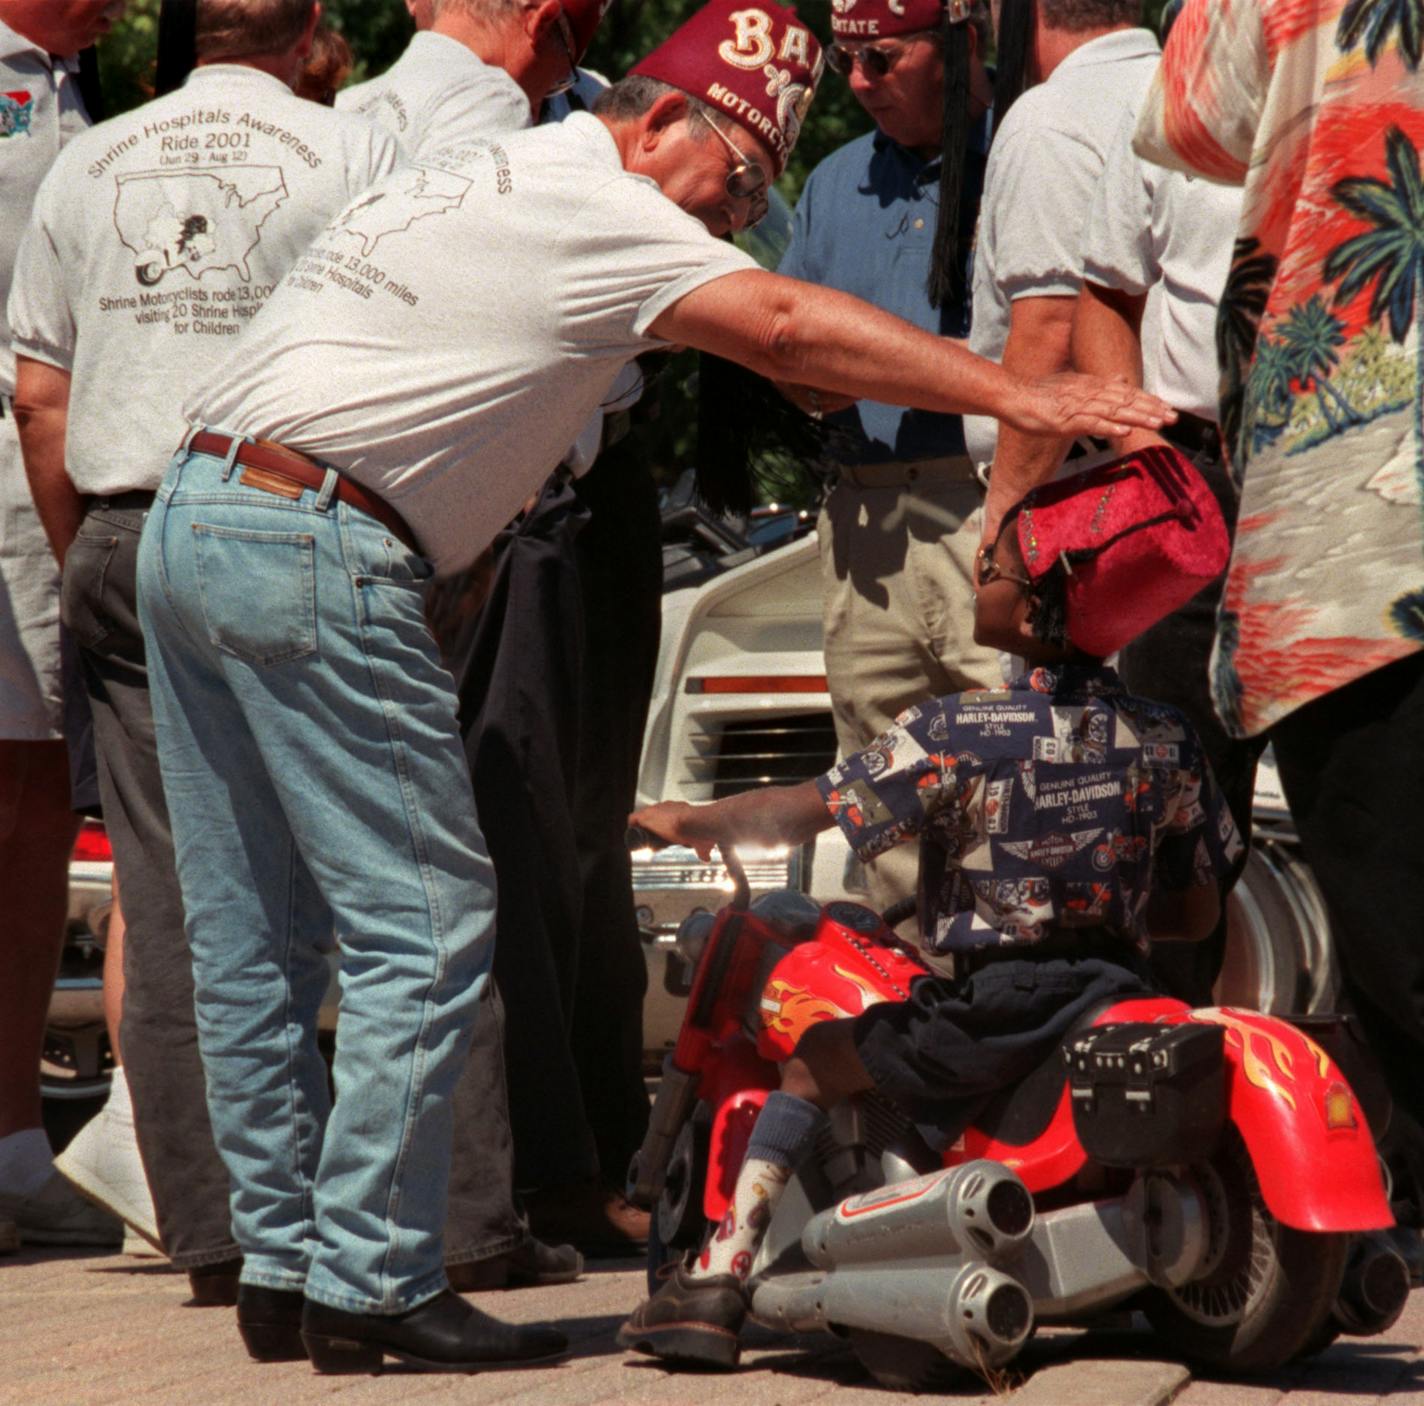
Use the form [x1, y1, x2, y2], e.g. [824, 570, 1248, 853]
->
[156, 0, 198, 97]
[76, 47, 105, 122]
[928, 17, 972, 309]
[992, 0, 1034, 138]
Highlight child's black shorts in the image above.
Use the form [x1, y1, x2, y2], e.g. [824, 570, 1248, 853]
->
[851, 953, 1153, 1135]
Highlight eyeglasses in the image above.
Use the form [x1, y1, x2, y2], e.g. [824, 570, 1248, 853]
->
[545, 8, 579, 98]
[696, 110, 771, 226]
[825, 33, 933, 79]
[975, 539, 1033, 591]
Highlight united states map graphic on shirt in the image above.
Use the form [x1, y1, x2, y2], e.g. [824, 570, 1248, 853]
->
[112, 166, 289, 286]
[332, 165, 473, 257]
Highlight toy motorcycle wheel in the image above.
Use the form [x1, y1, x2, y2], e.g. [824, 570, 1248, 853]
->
[1142, 1127, 1349, 1371]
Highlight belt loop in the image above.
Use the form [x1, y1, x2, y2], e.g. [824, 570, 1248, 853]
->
[220, 433, 249, 482]
[315, 466, 339, 514]
[179, 423, 201, 455]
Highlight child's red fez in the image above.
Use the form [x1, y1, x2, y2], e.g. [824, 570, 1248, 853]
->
[1014, 445, 1230, 658]
[631, 0, 823, 174]
[564, 0, 613, 61]
[830, 0, 973, 42]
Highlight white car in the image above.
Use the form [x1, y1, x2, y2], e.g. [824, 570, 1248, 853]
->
[632, 530, 1338, 1064]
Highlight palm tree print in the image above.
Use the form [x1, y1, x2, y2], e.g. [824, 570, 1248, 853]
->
[1278, 296, 1361, 432]
[1323, 123, 1424, 640]
[1337, 0, 1424, 70]
[1326, 125, 1424, 466]
[1217, 237, 1279, 462]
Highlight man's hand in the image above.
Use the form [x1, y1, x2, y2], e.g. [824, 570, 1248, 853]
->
[628, 801, 711, 858]
[1004, 372, 1176, 441]
[12, 358, 81, 567]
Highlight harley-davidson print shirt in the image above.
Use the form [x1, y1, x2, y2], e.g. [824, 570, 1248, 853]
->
[814, 663, 1243, 958]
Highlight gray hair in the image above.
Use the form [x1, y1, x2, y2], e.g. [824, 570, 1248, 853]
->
[593, 75, 716, 131]
[1038, 0, 1142, 31]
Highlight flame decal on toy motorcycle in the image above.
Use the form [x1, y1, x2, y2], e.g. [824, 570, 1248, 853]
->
[760, 980, 842, 1037]
[831, 965, 890, 1011]
[1190, 1007, 1301, 1111]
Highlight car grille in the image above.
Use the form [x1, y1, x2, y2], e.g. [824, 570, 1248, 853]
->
[683, 711, 839, 800]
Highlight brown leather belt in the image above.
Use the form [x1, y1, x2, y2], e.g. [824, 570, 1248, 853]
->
[188, 430, 421, 556]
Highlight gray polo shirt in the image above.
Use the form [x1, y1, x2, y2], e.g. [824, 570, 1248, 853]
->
[964, 27, 1161, 466]
[0, 19, 92, 397]
[1082, 74, 1241, 423]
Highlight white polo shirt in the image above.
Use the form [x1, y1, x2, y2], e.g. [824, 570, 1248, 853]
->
[1081, 82, 1241, 423]
[187, 113, 758, 575]
[337, 31, 531, 158]
[7, 64, 401, 495]
[0, 20, 92, 398]
[964, 27, 1162, 466]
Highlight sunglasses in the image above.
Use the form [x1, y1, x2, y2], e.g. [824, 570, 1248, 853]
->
[697, 110, 771, 225]
[826, 37, 919, 79]
[545, 8, 579, 98]
[975, 532, 1034, 591]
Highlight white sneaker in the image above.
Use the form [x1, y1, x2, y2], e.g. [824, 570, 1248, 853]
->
[54, 1100, 161, 1251]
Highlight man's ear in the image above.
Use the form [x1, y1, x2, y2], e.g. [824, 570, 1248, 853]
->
[296, 1, 322, 63]
[641, 89, 690, 152]
[523, 0, 563, 45]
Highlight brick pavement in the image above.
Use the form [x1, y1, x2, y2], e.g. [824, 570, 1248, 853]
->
[0, 1247, 1419, 1406]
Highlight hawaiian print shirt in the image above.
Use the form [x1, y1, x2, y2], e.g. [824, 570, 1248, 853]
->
[814, 664, 1242, 958]
[1135, 0, 1424, 738]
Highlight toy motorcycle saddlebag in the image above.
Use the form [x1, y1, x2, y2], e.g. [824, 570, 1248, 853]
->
[1065, 1023, 1225, 1169]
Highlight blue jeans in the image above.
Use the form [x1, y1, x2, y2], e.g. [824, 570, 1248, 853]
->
[137, 443, 495, 1314]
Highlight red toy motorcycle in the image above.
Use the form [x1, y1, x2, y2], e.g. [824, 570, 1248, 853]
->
[626, 844, 1408, 1389]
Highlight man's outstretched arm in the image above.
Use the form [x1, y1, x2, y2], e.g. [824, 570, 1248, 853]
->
[12, 357, 80, 567]
[651, 269, 1176, 448]
[630, 781, 832, 862]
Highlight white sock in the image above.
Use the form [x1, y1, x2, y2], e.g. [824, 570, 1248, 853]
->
[0, 1128, 56, 1196]
[693, 1155, 792, 1282]
[103, 1065, 134, 1126]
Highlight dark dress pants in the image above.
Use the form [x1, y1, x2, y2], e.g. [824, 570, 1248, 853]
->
[1117, 452, 1262, 1004]
[568, 445, 660, 1182]
[63, 500, 526, 1267]
[1270, 649, 1424, 1222]
[454, 475, 601, 1188]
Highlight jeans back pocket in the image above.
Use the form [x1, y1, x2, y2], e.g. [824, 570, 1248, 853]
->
[193, 523, 317, 666]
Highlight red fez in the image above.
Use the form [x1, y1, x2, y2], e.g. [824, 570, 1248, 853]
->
[829, 0, 972, 43]
[563, 0, 612, 61]
[631, 0, 824, 174]
[1013, 446, 1230, 659]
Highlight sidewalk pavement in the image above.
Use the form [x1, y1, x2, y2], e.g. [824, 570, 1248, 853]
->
[1, 1247, 1419, 1405]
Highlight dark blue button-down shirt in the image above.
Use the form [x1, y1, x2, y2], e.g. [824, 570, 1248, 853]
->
[814, 664, 1242, 958]
[777, 119, 987, 466]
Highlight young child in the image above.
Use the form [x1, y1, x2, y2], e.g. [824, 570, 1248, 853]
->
[617, 448, 1244, 1369]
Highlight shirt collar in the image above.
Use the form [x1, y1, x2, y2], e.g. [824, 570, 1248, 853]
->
[870, 106, 992, 177]
[1009, 662, 1124, 697]
[1048, 27, 1159, 83]
[181, 63, 293, 97]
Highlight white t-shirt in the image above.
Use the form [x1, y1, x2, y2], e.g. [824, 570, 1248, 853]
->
[188, 113, 758, 575]
[1081, 82, 1240, 423]
[0, 21, 92, 397]
[337, 31, 531, 159]
[964, 28, 1162, 466]
[7, 64, 401, 495]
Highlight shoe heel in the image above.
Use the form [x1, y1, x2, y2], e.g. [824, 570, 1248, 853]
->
[301, 1332, 384, 1374]
[239, 1322, 306, 1363]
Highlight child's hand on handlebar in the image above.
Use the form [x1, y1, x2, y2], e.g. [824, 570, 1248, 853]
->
[627, 801, 716, 861]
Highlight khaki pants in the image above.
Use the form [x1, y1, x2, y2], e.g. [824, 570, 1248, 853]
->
[818, 459, 999, 915]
